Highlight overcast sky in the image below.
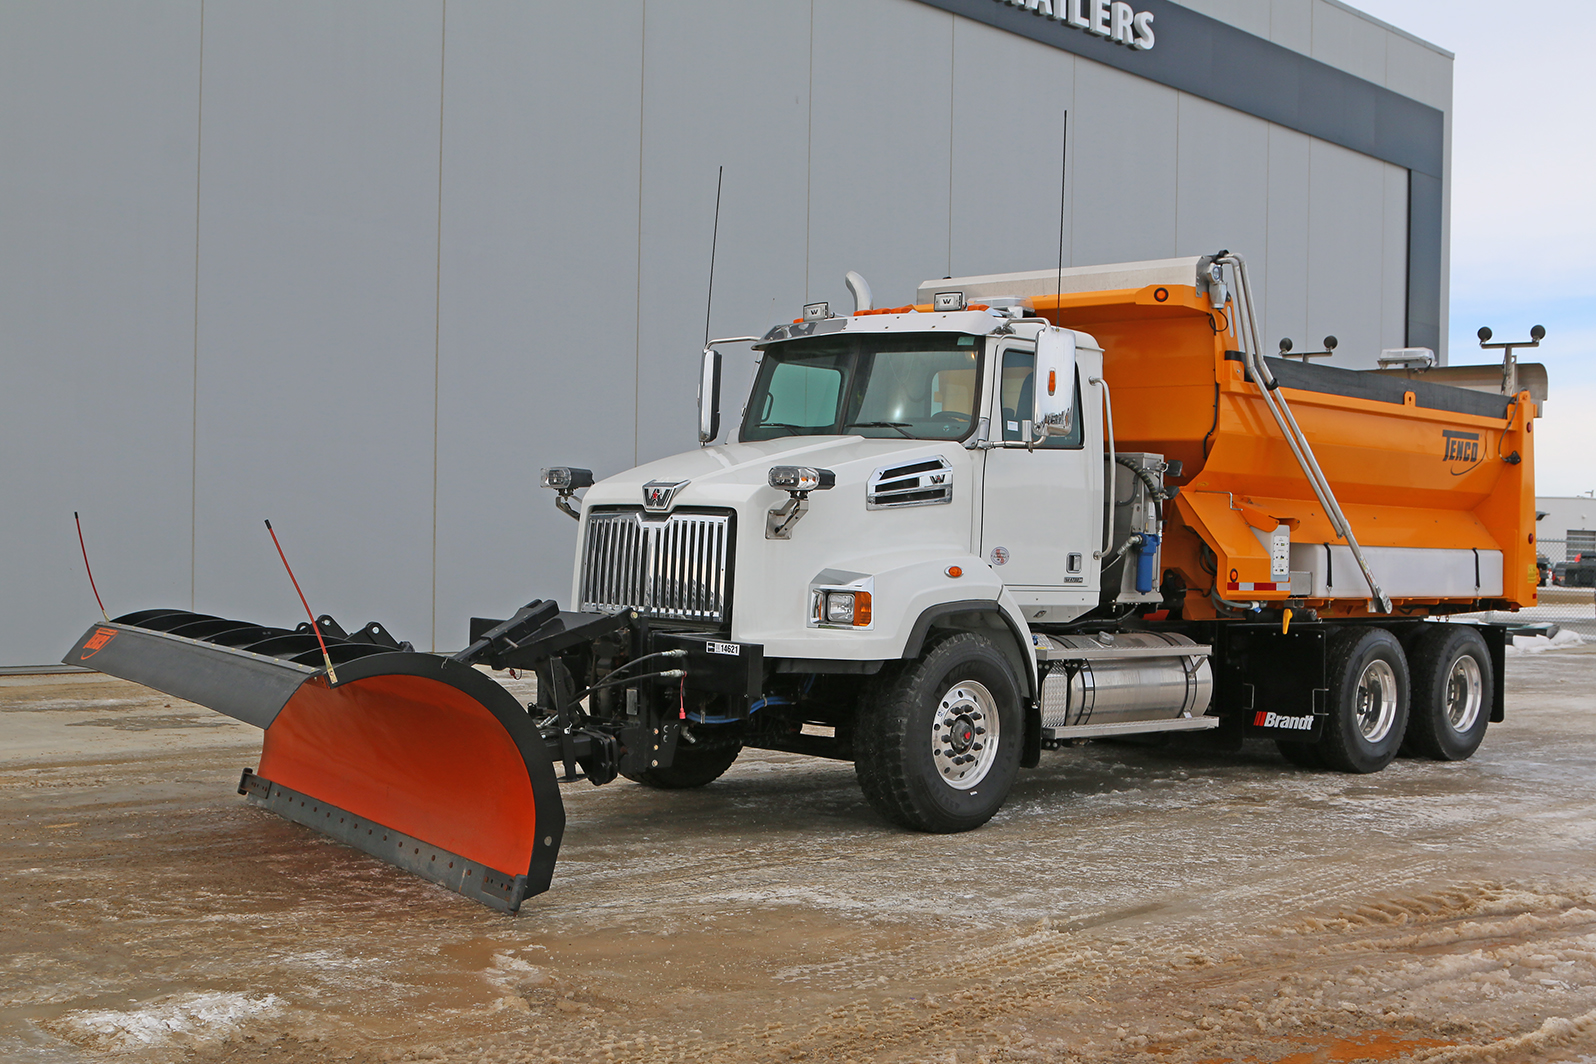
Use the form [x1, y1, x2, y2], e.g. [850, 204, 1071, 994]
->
[1347, 0, 1595, 496]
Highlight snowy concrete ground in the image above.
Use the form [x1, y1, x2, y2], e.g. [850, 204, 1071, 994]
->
[1, 645, 1594, 1064]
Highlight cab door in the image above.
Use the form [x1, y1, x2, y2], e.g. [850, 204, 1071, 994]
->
[978, 341, 1099, 618]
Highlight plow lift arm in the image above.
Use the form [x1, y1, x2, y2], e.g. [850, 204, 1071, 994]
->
[64, 601, 690, 913]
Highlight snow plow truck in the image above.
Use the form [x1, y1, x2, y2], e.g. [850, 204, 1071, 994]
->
[66, 252, 1545, 912]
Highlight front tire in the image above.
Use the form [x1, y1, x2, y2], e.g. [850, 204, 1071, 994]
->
[1403, 624, 1491, 761]
[855, 632, 1024, 833]
[623, 739, 742, 789]
[1316, 627, 1410, 774]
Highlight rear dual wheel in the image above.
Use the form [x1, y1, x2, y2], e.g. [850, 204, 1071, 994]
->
[1299, 627, 1410, 774]
[1403, 624, 1492, 761]
[1278, 623, 1491, 773]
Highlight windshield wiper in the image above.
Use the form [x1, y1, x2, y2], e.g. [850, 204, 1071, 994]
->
[846, 421, 914, 437]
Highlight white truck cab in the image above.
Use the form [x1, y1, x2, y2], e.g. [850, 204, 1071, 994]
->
[575, 303, 1109, 666]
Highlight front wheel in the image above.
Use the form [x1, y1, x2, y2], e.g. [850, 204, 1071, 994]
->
[1403, 624, 1492, 761]
[622, 739, 742, 789]
[1316, 627, 1410, 774]
[854, 632, 1024, 833]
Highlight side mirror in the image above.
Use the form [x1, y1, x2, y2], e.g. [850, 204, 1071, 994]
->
[1032, 327, 1076, 438]
[698, 348, 722, 444]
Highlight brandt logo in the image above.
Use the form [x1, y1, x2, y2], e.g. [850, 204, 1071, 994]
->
[1254, 710, 1313, 731]
[79, 626, 118, 660]
[993, 0, 1156, 50]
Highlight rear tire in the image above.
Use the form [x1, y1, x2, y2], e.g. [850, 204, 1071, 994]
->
[1403, 624, 1491, 761]
[1275, 739, 1322, 769]
[1316, 627, 1409, 774]
[855, 632, 1023, 833]
[623, 740, 741, 789]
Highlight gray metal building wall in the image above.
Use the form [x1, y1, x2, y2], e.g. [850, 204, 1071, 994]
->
[0, 0, 1451, 665]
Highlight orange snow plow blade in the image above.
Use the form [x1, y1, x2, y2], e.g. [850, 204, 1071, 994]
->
[64, 610, 564, 912]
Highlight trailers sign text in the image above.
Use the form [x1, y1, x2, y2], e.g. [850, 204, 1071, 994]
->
[995, 0, 1156, 50]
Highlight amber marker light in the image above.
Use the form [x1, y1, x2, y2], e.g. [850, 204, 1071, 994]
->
[946, 565, 963, 578]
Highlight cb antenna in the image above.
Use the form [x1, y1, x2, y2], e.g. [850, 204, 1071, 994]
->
[74, 512, 109, 621]
[705, 164, 724, 347]
[1055, 110, 1069, 317]
[264, 519, 337, 683]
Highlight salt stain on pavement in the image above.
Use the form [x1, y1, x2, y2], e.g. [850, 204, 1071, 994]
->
[52, 992, 282, 1051]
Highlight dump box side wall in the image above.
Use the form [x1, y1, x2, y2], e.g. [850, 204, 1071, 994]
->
[1036, 286, 1537, 617]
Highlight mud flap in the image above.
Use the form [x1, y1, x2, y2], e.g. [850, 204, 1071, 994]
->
[65, 615, 564, 913]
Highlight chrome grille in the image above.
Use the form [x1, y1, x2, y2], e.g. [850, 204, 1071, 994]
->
[580, 510, 733, 624]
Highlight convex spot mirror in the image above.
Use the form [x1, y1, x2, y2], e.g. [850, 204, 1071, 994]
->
[698, 348, 722, 444]
[1032, 327, 1076, 439]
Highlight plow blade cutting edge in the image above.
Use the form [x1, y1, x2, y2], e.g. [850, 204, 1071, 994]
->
[64, 611, 564, 912]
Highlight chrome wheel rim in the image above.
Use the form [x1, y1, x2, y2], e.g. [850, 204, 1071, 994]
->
[1444, 654, 1484, 733]
[931, 680, 999, 790]
[1355, 659, 1398, 743]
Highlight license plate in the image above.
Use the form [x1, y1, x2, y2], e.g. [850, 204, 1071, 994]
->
[706, 641, 741, 657]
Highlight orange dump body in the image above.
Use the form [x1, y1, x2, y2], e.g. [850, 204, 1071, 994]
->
[1034, 284, 1538, 620]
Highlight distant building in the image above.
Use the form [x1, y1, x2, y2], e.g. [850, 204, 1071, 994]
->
[1536, 498, 1596, 560]
[2, 0, 1454, 664]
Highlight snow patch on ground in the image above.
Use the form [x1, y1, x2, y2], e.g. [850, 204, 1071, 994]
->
[56, 991, 281, 1050]
[1507, 630, 1587, 653]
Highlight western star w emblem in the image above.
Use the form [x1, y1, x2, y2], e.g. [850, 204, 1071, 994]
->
[642, 479, 689, 512]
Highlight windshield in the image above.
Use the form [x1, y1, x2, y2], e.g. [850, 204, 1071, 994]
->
[740, 333, 982, 441]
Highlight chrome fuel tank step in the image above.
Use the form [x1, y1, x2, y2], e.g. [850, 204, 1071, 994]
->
[1036, 632, 1214, 738]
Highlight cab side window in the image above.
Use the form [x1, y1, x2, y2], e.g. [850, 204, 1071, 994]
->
[999, 348, 1083, 447]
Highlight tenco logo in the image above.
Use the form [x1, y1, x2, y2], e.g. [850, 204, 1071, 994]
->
[994, 0, 1157, 51]
[1254, 710, 1313, 731]
[1442, 429, 1483, 476]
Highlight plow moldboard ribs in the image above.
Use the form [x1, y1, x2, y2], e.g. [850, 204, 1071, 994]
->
[64, 621, 317, 729]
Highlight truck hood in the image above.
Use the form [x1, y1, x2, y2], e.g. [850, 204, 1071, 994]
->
[581, 436, 962, 511]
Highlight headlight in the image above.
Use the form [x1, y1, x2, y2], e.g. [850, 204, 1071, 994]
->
[769, 466, 835, 493]
[541, 467, 594, 491]
[824, 591, 872, 626]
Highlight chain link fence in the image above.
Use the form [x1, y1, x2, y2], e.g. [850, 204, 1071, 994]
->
[1460, 536, 1596, 644]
